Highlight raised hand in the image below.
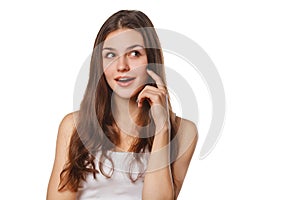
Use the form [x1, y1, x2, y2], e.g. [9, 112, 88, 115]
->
[136, 69, 169, 133]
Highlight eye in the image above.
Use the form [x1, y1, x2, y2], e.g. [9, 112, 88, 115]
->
[128, 50, 141, 57]
[104, 52, 116, 59]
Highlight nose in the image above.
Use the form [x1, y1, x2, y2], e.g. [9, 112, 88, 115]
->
[117, 55, 130, 72]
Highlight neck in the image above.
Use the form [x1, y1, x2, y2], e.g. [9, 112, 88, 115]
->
[111, 94, 140, 138]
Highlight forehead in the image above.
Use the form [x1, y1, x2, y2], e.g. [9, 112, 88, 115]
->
[103, 29, 145, 50]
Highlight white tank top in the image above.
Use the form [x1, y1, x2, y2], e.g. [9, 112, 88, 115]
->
[76, 150, 149, 200]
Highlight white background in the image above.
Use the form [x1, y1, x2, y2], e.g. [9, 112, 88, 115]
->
[1, 0, 299, 199]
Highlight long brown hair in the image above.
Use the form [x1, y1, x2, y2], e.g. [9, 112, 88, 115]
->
[59, 10, 180, 192]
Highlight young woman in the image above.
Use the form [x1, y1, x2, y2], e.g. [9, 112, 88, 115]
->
[47, 10, 198, 200]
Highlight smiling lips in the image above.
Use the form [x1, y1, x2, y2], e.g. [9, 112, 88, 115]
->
[114, 76, 136, 87]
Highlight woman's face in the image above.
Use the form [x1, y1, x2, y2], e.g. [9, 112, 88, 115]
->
[102, 28, 148, 99]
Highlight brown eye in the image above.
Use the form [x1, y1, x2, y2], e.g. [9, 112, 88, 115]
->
[129, 50, 141, 57]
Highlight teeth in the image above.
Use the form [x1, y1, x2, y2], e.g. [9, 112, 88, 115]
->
[117, 77, 134, 82]
[119, 78, 130, 81]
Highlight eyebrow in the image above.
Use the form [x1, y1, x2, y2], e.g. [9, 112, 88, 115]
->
[102, 44, 145, 51]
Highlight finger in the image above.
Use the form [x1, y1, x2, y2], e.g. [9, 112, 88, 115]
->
[137, 90, 157, 107]
[137, 87, 165, 105]
[137, 85, 164, 99]
[146, 69, 165, 90]
[142, 85, 166, 95]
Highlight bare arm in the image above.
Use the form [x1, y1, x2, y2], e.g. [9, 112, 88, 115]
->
[172, 119, 198, 199]
[143, 119, 198, 200]
[138, 70, 174, 199]
[138, 70, 198, 199]
[46, 113, 77, 200]
[142, 125, 174, 200]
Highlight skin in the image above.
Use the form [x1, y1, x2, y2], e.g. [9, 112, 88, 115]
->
[102, 28, 148, 99]
[47, 28, 198, 200]
[102, 29, 150, 140]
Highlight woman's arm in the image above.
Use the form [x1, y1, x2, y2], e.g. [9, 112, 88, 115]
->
[143, 119, 198, 200]
[171, 119, 198, 199]
[138, 70, 198, 199]
[46, 113, 77, 200]
[137, 69, 174, 199]
[142, 124, 174, 200]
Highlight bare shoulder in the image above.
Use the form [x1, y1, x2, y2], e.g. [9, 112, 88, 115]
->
[47, 112, 79, 199]
[175, 116, 198, 158]
[176, 117, 198, 135]
[57, 111, 78, 141]
[59, 111, 78, 130]
[171, 117, 198, 198]
[55, 111, 79, 157]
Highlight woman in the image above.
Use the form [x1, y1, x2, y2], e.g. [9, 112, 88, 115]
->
[47, 10, 198, 200]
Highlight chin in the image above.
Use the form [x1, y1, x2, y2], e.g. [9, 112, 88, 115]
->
[113, 92, 133, 99]
[112, 88, 137, 100]
[112, 84, 145, 100]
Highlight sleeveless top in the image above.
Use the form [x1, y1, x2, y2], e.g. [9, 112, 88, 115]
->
[76, 150, 150, 200]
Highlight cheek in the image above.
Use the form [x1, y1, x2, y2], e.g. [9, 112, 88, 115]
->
[103, 59, 116, 78]
[103, 59, 116, 72]
[134, 65, 148, 82]
[129, 56, 148, 68]
[103, 67, 114, 86]
[130, 56, 148, 73]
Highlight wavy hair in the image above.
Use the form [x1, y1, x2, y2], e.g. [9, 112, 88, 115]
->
[59, 10, 180, 192]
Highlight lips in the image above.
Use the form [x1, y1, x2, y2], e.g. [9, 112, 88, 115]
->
[114, 76, 136, 87]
